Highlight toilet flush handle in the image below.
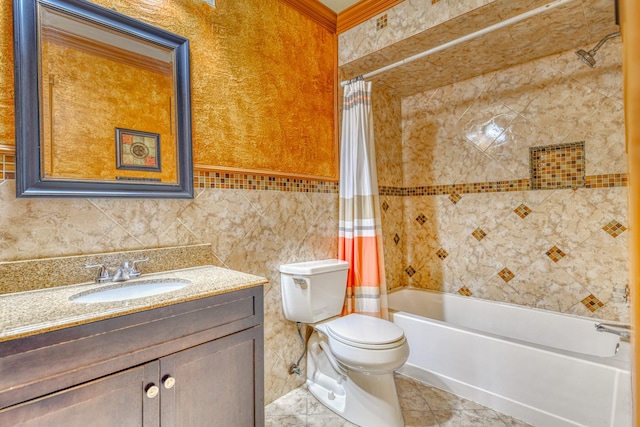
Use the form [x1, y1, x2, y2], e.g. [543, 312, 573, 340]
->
[293, 277, 307, 289]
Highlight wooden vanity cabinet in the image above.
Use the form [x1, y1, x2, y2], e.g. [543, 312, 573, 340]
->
[0, 286, 264, 427]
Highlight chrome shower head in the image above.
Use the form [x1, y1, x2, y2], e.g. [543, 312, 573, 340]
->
[575, 31, 620, 67]
[575, 49, 596, 67]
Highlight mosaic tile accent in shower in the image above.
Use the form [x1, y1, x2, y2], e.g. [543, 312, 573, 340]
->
[379, 174, 627, 198]
[581, 294, 604, 312]
[457, 286, 472, 296]
[394, 233, 400, 245]
[379, 186, 406, 196]
[529, 142, 585, 190]
[472, 228, 487, 241]
[448, 192, 462, 204]
[416, 213, 427, 225]
[405, 265, 416, 277]
[380, 179, 531, 197]
[193, 170, 338, 193]
[602, 220, 627, 238]
[382, 200, 389, 212]
[585, 174, 628, 188]
[546, 246, 566, 263]
[436, 248, 448, 260]
[0, 153, 15, 180]
[498, 268, 515, 283]
[513, 204, 532, 219]
[376, 14, 388, 31]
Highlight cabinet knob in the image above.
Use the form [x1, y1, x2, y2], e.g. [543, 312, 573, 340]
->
[162, 375, 176, 389]
[145, 384, 160, 399]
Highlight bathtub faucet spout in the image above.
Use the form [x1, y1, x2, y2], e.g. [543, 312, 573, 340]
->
[595, 323, 631, 340]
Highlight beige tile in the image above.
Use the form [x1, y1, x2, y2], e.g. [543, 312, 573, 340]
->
[402, 410, 440, 427]
[458, 101, 518, 151]
[561, 229, 629, 303]
[524, 189, 606, 251]
[0, 181, 118, 261]
[507, 255, 591, 313]
[176, 189, 259, 263]
[481, 213, 553, 275]
[433, 409, 512, 426]
[475, 275, 528, 306]
[420, 385, 486, 411]
[580, 187, 629, 226]
[88, 198, 193, 248]
[564, 96, 626, 176]
[444, 236, 505, 293]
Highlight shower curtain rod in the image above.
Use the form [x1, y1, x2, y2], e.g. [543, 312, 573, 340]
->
[339, 0, 578, 87]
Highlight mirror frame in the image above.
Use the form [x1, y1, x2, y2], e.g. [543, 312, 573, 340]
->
[13, 0, 194, 198]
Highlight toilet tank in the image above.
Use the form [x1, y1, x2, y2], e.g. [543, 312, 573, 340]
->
[280, 259, 349, 323]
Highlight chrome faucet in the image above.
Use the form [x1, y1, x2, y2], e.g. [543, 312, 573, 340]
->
[112, 261, 131, 282]
[129, 257, 148, 278]
[595, 323, 631, 340]
[85, 258, 149, 283]
[85, 263, 111, 283]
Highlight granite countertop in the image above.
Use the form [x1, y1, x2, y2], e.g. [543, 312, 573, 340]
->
[0, 265, 267, 343]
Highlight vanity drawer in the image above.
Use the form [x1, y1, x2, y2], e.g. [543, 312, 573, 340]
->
[0, 285, 263, 410]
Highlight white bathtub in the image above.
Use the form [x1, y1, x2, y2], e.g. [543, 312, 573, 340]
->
[387, 288, 631, 427]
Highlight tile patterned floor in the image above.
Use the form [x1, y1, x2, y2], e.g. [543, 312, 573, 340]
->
[265, 374, 533, 427]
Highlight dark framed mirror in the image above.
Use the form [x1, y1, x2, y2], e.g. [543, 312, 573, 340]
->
[13, 0, 193, 198]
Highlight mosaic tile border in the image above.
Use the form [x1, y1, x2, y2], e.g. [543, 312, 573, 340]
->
[0, 154, 15, 180]
[0, 164, 338, 194]
[194, 171, 339, 193]
[380, 174, 627, 196]
[0, 159, 623, 196]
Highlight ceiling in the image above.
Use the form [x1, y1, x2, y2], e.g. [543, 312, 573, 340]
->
[318, 0, 361, 13]
[337, 0, 620, 98]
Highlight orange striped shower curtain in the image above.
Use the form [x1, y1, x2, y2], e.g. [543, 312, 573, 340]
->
[338, 79, 388, 319]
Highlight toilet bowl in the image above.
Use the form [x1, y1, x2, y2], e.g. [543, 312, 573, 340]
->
[318, 313, 408, 373]
[280, 260, 409, 427]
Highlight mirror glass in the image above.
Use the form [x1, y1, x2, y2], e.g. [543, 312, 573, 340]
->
[14, 0, 193, 198]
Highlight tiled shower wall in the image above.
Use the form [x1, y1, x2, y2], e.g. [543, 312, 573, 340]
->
[375, 39, 629, 323]
[0, 176, 339, 404]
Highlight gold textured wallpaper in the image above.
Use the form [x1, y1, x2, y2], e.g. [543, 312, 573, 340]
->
[1, 0, 337, 180]
[0, 0, 13, 147]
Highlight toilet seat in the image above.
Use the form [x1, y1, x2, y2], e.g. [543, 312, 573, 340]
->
[324, 314, 406, 350]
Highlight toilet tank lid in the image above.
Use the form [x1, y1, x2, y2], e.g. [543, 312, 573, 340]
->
[279, 259, 349, 275]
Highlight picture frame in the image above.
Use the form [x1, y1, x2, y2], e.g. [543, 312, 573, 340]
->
[116, 128, 161, 172]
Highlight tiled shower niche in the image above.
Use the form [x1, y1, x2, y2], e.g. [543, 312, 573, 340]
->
[529, 142, 585, 190]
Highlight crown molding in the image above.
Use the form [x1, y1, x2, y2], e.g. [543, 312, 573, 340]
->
[279, 0, 337, 33]
[337, 0, 404, 34]
[278, 0, 403, 34]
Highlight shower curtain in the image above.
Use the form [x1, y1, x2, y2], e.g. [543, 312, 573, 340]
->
[338, 79, 388, 319]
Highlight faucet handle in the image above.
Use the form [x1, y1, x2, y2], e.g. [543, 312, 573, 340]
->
[129, 258, 149, 278]
[85, 263, 110, 283]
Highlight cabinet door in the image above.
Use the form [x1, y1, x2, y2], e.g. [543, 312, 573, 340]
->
[160, 326, 264, 427]
[0, 361, 159, 427]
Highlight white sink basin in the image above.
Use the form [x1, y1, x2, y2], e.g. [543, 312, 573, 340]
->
[70, 279, 191, 303]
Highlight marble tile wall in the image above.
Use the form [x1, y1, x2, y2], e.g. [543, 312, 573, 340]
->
[375, 39, 629, 323]
[338, 0, 617, 102]
[373, 87, 405, 290]
[0, 178, 339, 404]
[338, 0, 494, 66]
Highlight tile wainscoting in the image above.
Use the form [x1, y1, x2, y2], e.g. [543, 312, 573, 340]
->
[0, 173, 339, 405]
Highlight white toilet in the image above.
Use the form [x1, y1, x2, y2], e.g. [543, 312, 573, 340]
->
[280, 259, 409, 427]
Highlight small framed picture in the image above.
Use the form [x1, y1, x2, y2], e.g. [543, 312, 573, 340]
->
[116, 128, 161, 171]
